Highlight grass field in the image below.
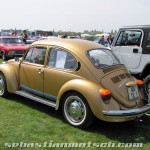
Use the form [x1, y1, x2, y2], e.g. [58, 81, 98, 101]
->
[0, 59, 150, 150]
[0, 59, 4, 64]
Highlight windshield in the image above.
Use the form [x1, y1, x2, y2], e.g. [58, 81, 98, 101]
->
[87, 49, 120, 68]
[2, 38, 23, 44]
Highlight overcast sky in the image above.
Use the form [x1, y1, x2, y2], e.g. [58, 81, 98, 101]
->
[0, 0, 149, 32]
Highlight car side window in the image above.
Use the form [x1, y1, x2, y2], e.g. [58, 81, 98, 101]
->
[24, 48, 33, 62]
[115, 31, 123, 46]
[48, 48, 77, 70]
[24, 47, 46, 65]
[115, 30, 142, 46]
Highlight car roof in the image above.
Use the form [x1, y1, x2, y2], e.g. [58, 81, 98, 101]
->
[31, 39, 105, 54]
[120, 25, 150, 30]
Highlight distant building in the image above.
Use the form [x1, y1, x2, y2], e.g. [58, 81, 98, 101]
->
[32, 30, 53, 36]
[1, 29, 22, 35]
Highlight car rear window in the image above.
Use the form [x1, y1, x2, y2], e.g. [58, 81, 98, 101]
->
[87, 49, 120, 68]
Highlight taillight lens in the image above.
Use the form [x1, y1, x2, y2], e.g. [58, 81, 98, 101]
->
[99, 88, 111, 102]
[136, 80, 144, 89]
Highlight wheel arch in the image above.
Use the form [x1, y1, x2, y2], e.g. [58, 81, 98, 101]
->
[58, 90, 85, 110]
[1, 50, 5, 54]
[56, 79, 103, 119]
[0, 50, 6, 56]
[0, 65, 19, 93]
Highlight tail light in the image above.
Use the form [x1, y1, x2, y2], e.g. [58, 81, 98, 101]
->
[136, 80, 144, 89]
[99, 88, 111, 103]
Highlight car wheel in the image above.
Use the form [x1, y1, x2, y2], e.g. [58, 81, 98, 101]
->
[0, 73, 9, 97]
[62, 93, 94, 128]
[144, 75, 150, 98]
[2, 53, 6, 60]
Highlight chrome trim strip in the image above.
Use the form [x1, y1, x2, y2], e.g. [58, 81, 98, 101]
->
[20, 85, 57, 101]
[103, 104, 150, 117]
[15, 90, 56, 108]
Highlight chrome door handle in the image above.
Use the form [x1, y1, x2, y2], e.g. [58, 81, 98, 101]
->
[36, 69, 44, 74]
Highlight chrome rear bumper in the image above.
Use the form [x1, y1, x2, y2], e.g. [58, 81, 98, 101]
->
[103, 103, 150, 118]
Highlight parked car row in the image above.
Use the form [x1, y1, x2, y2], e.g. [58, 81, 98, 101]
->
[0, 38, 149, 128]
[0, 36, 58, 60]
[0, 36, 28, 60]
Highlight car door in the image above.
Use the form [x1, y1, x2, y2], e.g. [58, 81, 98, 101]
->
[19, 46, 47, 97]
[43, 47, 78, 100]
[111, 29, 143, 69]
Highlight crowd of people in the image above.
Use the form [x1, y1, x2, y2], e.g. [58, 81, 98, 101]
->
[0, 30, 114, 48]
[98, 34, 114, 47]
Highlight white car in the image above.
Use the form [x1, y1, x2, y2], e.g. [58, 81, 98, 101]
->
[111, 25, 150, 97]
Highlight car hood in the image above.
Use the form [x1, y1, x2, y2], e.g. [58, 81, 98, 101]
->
[1, 44, 28, 50]
[100, 67, 140, 108]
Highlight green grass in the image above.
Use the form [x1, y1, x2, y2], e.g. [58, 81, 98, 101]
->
[0, 59, 4, 64]
[0, 95, 150, 150]
[0, 58, 150, 150]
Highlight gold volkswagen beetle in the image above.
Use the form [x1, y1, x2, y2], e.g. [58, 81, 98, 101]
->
[0, 39, 150, 128]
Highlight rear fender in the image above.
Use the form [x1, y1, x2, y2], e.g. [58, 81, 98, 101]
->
[0, 64, 18, 93]
[56, 79, 104, 118]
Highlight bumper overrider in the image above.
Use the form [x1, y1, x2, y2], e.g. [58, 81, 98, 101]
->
[103, 103, 150, 118]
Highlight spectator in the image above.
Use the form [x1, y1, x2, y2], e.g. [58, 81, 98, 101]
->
[107, 34, 113, 46]
[22, 30, 28, 44]
[99, 35, 105, 45]
[77, 34, 82, 39]
[12, 32, 16, 37]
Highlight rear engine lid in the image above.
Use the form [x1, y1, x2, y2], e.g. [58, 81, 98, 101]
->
[100, 69, 140, 108]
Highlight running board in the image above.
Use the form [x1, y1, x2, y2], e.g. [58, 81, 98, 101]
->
[15, 90, 56, 108]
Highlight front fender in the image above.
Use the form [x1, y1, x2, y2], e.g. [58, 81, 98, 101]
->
[56, 79, 104, 118]
[0, 64, 18, 93]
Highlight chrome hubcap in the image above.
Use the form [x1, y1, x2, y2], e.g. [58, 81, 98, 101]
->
[69, 101, 83, 119]
[65, 96, 86, 123]
[0, 76, 4, 95]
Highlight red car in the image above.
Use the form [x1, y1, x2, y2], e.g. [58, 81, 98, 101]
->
[0, 36, 28, 60]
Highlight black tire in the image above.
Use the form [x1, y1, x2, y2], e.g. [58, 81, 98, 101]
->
[0, 73, 9, 97]
[2, 52, 6, 60]
[144, 75, 150, 98]
[62, 92, 94, 128]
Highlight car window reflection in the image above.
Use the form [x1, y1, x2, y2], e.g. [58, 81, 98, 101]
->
[24, 47, 46, 65]
[48, 48, 77, 70]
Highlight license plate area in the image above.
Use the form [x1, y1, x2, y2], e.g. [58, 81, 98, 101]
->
[127, 85, 139, 100]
